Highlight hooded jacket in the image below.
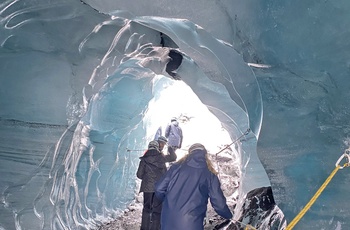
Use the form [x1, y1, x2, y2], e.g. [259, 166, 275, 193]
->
[137, 147, 176, 193]
[155, 149, 232, 230]
[165, 120, 183, 148]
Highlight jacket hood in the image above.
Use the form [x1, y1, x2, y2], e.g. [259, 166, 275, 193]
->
[185, 149, 207, 168]
[171, 120, 179, 126]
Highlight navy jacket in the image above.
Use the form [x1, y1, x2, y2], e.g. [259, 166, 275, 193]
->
[155, 149, 232, 230]
[137, 147, 176, 193]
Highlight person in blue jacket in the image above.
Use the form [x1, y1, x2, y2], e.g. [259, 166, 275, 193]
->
[165, 117, 183, 151]
[155, 143, 233, 230]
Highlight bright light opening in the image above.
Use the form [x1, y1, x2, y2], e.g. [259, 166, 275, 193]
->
[136, 75, 242, 221]
[143, 75, 236, 160]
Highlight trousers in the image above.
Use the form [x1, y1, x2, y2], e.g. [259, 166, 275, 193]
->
[140, 192, 162, 230]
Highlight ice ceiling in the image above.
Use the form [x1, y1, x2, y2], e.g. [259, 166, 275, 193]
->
[1, 0, 350, 229]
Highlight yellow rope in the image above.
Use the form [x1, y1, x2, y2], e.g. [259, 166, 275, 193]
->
[232, 163, 342, 230]
[245, 224, 257, 230]
[285, 165, 341, 230]
[236, 153, 349, 230]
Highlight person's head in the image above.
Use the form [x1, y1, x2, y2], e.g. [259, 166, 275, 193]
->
[179, 143, 217, 175]
[188, 143, 206, 154]
[157, 136, 168, 151]
[148, 140, 159, 152]
[171, 117, 179, 126]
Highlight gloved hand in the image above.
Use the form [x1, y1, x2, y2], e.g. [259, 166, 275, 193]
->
[213, 219, 231, 229]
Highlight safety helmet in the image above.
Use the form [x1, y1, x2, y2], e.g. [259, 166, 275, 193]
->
[148, 140, 159, 151]
[158, 136, 168, 144]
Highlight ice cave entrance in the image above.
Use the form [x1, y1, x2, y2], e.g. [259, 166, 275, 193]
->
[143, 75, 235, 159]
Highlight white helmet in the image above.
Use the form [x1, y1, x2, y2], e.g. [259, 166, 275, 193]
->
[158, 136, 168, 144]
[148, 140, 159, 151]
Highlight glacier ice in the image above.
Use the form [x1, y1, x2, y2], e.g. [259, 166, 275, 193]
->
[1, 0, 350, 230]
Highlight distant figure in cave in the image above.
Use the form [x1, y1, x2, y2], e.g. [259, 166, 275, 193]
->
[155, 143, 233, 230]
[165, 117, 183, 151]
[153, 126, 162, 142]
[137, 140, 177, 230]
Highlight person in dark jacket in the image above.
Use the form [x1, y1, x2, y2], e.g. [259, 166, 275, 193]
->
[137, 140, 177, 230]
[155, 143, 233, 230]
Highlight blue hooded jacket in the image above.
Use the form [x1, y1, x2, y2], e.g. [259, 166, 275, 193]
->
[155, 149, 233, 230]
[165, 120, 183, 148]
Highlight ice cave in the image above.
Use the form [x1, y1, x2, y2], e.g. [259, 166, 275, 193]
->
[1, 0, 350, 230]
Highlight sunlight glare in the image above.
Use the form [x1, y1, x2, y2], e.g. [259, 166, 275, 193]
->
[143, 75, 233, 160]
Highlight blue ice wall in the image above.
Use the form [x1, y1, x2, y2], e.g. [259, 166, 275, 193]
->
[1, 0, 350, 229]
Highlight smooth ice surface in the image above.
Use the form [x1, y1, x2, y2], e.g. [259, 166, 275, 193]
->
[1, 0, 350, 230]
